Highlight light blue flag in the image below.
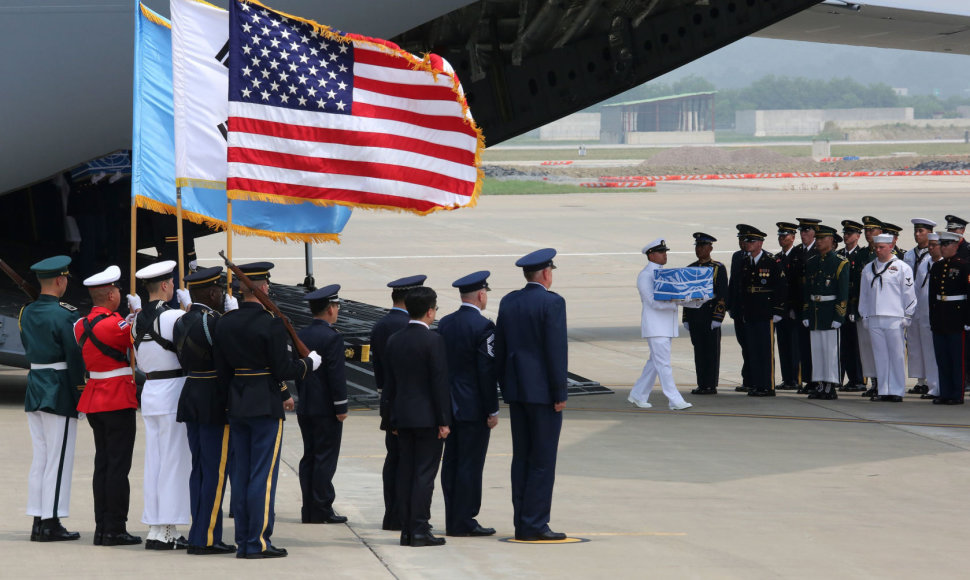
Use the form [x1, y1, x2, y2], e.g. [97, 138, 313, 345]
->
[131, 2, 351, 242]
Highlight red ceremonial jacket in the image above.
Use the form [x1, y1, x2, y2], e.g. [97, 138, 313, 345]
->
[74, 306, 138, 413]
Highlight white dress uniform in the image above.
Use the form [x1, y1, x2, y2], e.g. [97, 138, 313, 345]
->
[907, 254, 940, 396]
[631, 241, 690, 410]
[858, 249, 917, 398]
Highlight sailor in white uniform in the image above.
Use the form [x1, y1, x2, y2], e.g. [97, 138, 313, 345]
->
[858, 234, 917, 402]
[129, 260, 193, 549]
[630, 238, 692, 411]
[903, 218, 936, 394]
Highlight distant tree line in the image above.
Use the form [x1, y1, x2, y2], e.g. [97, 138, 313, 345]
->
[594, 75, 970, 128]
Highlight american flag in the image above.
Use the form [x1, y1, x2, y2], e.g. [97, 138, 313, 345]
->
[226, 0, 483, 214]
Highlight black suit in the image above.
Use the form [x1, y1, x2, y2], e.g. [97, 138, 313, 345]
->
[436, 304, 498, 535]
[369, 307, 410, 529]
[296, 319, 348, 523]
[773, 247, 800, 386]
[727, 249, 749, 387]
[383, 322, 452, 536]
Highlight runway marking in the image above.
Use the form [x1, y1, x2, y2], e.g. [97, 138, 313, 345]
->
[575, 532, 687, 537]
[198, 251, 732, 262]
[501, 537, 590, 544]
[564, 406, 970, 430]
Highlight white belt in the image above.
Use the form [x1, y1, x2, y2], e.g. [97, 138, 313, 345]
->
[30, 362, 68, 371]
[937, 295, 967, 302]
[810, 295, 836, 302]
[89, 367, 133, 380]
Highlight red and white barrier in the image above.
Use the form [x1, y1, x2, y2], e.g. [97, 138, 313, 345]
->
[580, 181, 657, 188]
[596, 170, 970, 182]
[540, 160, 574, 166]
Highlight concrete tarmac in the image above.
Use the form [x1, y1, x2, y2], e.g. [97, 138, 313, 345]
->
[3, 176, 970, 578]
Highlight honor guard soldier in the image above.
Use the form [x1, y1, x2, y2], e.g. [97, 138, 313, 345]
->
[682, 233, 727, 396]
[372, 274, 426, 532]
[437, 271, 499, 538]
[904, 219, 937, 395]
[384, 287, 452, 547]
[837, 220, 867, 391]
[75, 266, 141, 546]
[21, 255, 85, 542]
[213, 262, 322, 559]
[801, 226, 850, 399]
[295, 285, 349, 525]
[737, 227, 787, 397]
[881, 222, 907, 259]
[944, 215, 970, 261]
[631, 239, 692, 410]
[909, 233, 943, 401]
[790, 218, 820, 393]
[131, 260, 191, 549]
[172, 266, 237, 555]
[494, 248, 569, 542]
[928, 232, 970, 404]
[857, 216, 884, 397]
[858, 234, 917, 402]
[727, 225, 754, 392]
[774, 222, 801, 390]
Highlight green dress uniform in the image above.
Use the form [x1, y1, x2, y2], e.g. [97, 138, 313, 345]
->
[20, 255, 86, 542]
[801, 248, 849, 398]
[683, 258, 727, 393]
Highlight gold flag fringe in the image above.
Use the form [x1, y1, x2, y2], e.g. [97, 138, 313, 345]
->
[139, 3, 171, 29]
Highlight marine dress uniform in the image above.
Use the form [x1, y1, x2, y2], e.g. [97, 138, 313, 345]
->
[372, 274, 426, 531]
[800, 227, 849, 399]
[74, 266, 140, 546]
[295, 285, 349, 525]
[837, 220, 866, 391]
[858, 235, 917, 401]
[494, 249, 569, 542]
[928, 232, 970, 404]
[213, 262, 318, 559]
[437, 272, 499, 537]
[133, 260, 191, 549]
[737, 228, 787, 397]
[173, 267, 236, 555]
[683, 233, 728, 395]
[773, 222, 800, 390]
[21, 255, 85, 542]
[945, 215, 970, 261]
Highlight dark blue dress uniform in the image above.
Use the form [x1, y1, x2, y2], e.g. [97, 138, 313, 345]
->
[837, 220, 867, 390]
[790, 218, 821, 390]
[437, 271, 499, 536]
[173, 267, 233, 554]
[383, 319, 452, 543]
[737, 229, 787, 396]
[928, 247, 970, 404]
[727, 226, 754, 390]
[683, 235, 728, 394]
[213, 263, 314, 559]
[295, 285, 349, 524]
[372, 274, 426, 531]
[773, 222, 800, 390]
[494, 249, 568, 541]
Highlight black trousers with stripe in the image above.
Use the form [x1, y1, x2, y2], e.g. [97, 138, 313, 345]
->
[229, 416, 283, 556]
[186, 421, 230, 547]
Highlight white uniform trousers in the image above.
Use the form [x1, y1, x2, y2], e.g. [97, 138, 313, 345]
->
[867, 316, 907, 397]
[857, 322, 876, 378]
[142, 413, 191, 525]
[809, 329, 840, 384]
[26, 411, 77, 518]
[631, 337, 687, 406]
[907, 317, 939, 395]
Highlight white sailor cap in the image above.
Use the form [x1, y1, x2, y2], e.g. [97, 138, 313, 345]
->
[135, 260, 177, 283]
[83, 265, 121, 287]
[928, 232, 940, 241]
[938, 231, 963, 243]
[911, 218, 937, 229]
[873, 234, 894, 244]
[642, 238, 669, 254]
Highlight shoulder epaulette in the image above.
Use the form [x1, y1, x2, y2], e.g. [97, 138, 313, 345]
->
[59, 302, 77, 312]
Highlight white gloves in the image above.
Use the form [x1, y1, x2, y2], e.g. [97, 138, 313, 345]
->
[831, 321, 841, 329]
[124, 313, 136, 326]
[802, 319, 809, 328]
[862, 318, 869, 329]
[901, 318, 911, 329]
[176, 288, 192, 309]
[711, 321, 722, 330]
[772, 315, 782, 323]
[308, 350, 322, 371]
[188, 260, 198, 271]
[683, 322, 690, 331]
[848, 314, 856, 323]
[127, 294, 142, 313]
[224, 294, 239, 312]
[964, 325, 970, 332]
[789, 309, 796, 319]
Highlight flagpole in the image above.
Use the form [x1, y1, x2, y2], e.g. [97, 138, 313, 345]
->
[176, 186, 186, 295]
[303, 242, 314, 290]
[129, 200, 137, 295]
[226, 199, 233, 296]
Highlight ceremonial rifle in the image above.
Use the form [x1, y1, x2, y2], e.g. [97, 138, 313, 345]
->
[218, 250, 310, 358]
[0, 259, 39, 301]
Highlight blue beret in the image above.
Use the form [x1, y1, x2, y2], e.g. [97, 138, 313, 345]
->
[305, 284, 341, 302]
[238, 261, 274, 281]
[452, 271, 490, 293]
[31, 255, 72, 279]
[387, 275, 426, 289]
[184, 266, 223, 288]
[515, 248, 557, 272]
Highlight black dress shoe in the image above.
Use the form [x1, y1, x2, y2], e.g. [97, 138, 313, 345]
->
[448, 525, 496, 537]
[399, 532, 411, 546]
[410, 533, 446, 547]
[152, 536, 189, 550]
[908, 385, 929, 394]
[246, 545, 288, 559]
[144, 539, 158, 550]
[30, 517, 42, 542]
[518, 530, 567, 542]
[321, 514, 348, 524]
[887, 395, 903, 402]
[690, 387, 717, 395]
[93, 532, 103, 546]
[734, 386, 748, 392]
[102, 531, 142, 546]
[862, 388, 877, 398]
[188, 541, 236, 555]
[921, 393, 938, 400]
[35, 519, 80, 542]
[932, 398, 947, 405]
[944, 399, 965, 405]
